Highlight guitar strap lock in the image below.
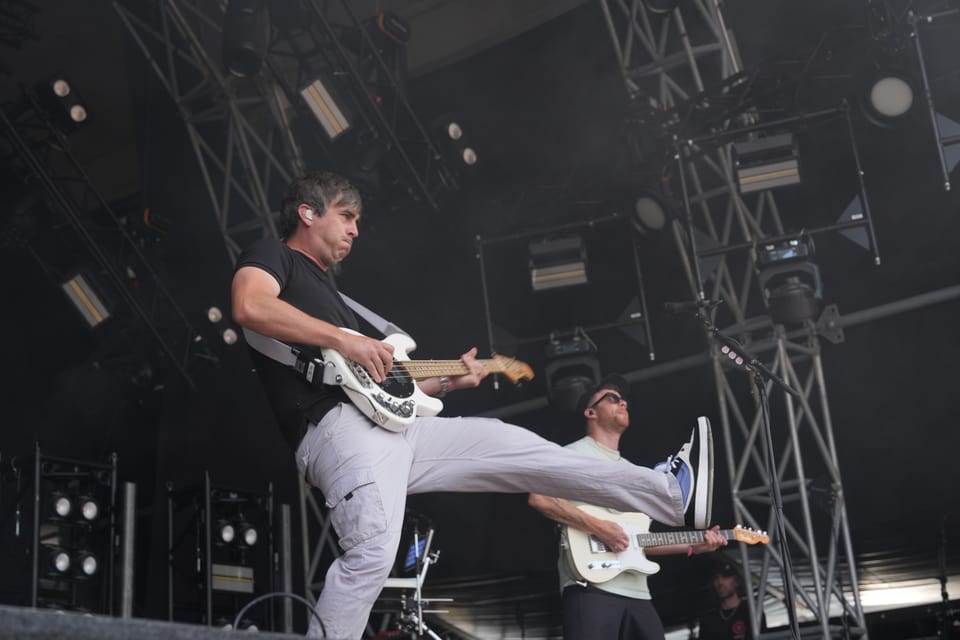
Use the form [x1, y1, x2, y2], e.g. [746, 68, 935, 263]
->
[293, 349, 327, 387]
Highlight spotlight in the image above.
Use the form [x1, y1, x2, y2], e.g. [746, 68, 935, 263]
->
[462, 147, 477, 166]
[207, 306, 223, 323]
[861, 69, 915, 128]
[529, 235, 588, 291]
[49, 549, 71, 573]
[222, 328, 238, 345]
[218, 521, 236, 544]
[51, 493, 72, 518]
[733, 133, 800, 194]
[544, 329, 601, 412]
[79, 497, 99, 521]
[77, 552, 98, 577]
[755, 235, 823, 324]
[632, 192, 669, 233]
[239, 523, 258, 546]
[446, 122, 463, 140]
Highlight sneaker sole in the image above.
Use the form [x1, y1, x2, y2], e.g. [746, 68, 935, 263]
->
[694, 416, 714, 529]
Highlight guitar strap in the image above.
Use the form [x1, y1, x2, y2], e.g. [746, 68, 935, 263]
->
[240, 292, 406, 386]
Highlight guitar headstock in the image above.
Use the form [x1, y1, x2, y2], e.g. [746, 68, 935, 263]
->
[733, 525, 769, 545]
[490, 354, 535, 385]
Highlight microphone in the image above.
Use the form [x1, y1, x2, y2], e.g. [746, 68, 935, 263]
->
[662, 298, 724, 313]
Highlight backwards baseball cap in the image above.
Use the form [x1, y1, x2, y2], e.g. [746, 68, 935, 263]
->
[575, 374, 629, 415]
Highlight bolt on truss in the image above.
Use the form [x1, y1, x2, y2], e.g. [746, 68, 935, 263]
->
[113, 0, 456, 264]
[599, 0, 868, 635]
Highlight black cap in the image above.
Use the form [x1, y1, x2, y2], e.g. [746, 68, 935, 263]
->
[575, 374, 629, 415]
[713, 561, 740, 578]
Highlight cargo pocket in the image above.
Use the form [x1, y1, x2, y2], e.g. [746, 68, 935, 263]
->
[326, 469, 387, 551]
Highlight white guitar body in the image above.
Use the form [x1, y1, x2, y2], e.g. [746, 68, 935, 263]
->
[321, 329, 442, 432]
[564, 506, 660, 583]
[564, 505, 770, 584]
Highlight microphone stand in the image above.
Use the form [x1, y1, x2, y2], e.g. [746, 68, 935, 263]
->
[692, 303, 803, 640]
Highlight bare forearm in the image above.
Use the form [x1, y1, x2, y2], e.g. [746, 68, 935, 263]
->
[232, 277, 345, 349]
[529, 494, 596, 532]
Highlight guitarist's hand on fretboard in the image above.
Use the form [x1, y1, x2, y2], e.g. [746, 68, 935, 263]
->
[453, 347, 489, 389]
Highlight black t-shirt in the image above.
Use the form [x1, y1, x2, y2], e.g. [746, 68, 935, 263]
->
[698, 601, 761, 640]
[235, 238, 360, 449]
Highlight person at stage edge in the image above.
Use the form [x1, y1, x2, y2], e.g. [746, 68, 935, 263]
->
[698, 561, 765, 640]
[230, 171, 715, 639]
[529, 374, 727, 640]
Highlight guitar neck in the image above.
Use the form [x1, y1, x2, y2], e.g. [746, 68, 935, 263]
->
[399, 360, 503, 380]
[635, 529, 737, 548]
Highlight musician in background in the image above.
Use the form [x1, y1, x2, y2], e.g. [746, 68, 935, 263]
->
[529, 374, 726, 640]
[698, 561, 764, 640]
[231, 172, 714, 640]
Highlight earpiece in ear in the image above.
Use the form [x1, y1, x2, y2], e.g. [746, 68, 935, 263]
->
[304, 209, 314, 220]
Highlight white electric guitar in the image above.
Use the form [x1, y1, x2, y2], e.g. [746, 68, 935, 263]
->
[319, 329, 534, 431]
[564, 505, 769, 583]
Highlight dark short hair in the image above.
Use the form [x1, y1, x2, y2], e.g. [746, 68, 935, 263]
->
[575, 374, 630, 415]
[278, 171, 362, 239]
[713, 561, 740, 579]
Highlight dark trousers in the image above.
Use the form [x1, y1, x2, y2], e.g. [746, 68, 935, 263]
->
[562, 585, 666, 640]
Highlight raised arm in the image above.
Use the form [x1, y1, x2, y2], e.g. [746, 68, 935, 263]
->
[528, 493, 630, 553]
[231, 265, 394, 382]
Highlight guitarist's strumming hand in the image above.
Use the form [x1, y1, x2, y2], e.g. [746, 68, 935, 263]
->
[339, 330, 395, 383]
[594, 518, 631, 554]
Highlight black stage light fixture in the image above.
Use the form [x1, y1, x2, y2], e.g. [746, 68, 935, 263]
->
[217, 520, 236, 544]
[529, 235, 588, 291]
[79, 497, 99, 522]
[47, 547, 72, 574]
[435, 116, 478, 168]
[300, 77, 352, 140]
[632, 191, 670, 234]
[222, 0, 270, 77]
[755, 235, 823, 325]
[76, 551, 99, 577]
[50, 493, 72, 519]
[734, 133, 801, 194]
[61, 272, 111, 329]
[544, 328, 601, 412]
[238, 522, 258, 547]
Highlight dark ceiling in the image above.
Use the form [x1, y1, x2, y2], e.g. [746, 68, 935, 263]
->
[2, 0, 960, 637]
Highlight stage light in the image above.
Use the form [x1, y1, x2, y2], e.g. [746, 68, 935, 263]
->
[544, 329, 601, 412]
[447, 122, 463, 140]
[69, 104, 87, 123]
[207, 306, 223, 323]
[529, 235, 588, 291]
[861, 70, 915, 128]
[239, 523, 258, 547]
[77, 552, 98, 577]
[51, 494, 72, 518]
[218, 521, 236, 544]
[222, 0, 270, 78]
[300, 78, 351, 140]
[61, 273, 111, 329]
[632, 193, 669, 233]
[755, 235, 823, 324]
[222, 328, 238, 345]
[462, 147, 477, 166]
[79, 498, 99, 521]
[733, 132, 800, 194]
[49, 549, 71, 573]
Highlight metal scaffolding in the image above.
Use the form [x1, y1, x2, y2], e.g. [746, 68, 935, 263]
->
[112, 0, 456, 263]
[598, 0, 868, 636]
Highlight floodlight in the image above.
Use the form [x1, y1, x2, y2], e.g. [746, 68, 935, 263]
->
[529, 236, 588, 291]
[50, 549, 71, 573]
[80, 497, 99, 521]
[61, 273, 110, 329]
[861, 70, 916, 128]
[78, 552, 98, 577]
[301, 78, 351, 140]
[207, 306, 223, 323]
[239, 523, 258, 546]
[52, 493, 72, 518]
[218, 521, 236, 544]
[734, 133, 800, 194]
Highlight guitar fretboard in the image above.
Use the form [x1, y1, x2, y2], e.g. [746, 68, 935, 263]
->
[398, 360, 500, 380]
[634, 529, 737, 547]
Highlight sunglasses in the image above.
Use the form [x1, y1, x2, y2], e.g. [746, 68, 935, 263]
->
[589, 391, 628, 409]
